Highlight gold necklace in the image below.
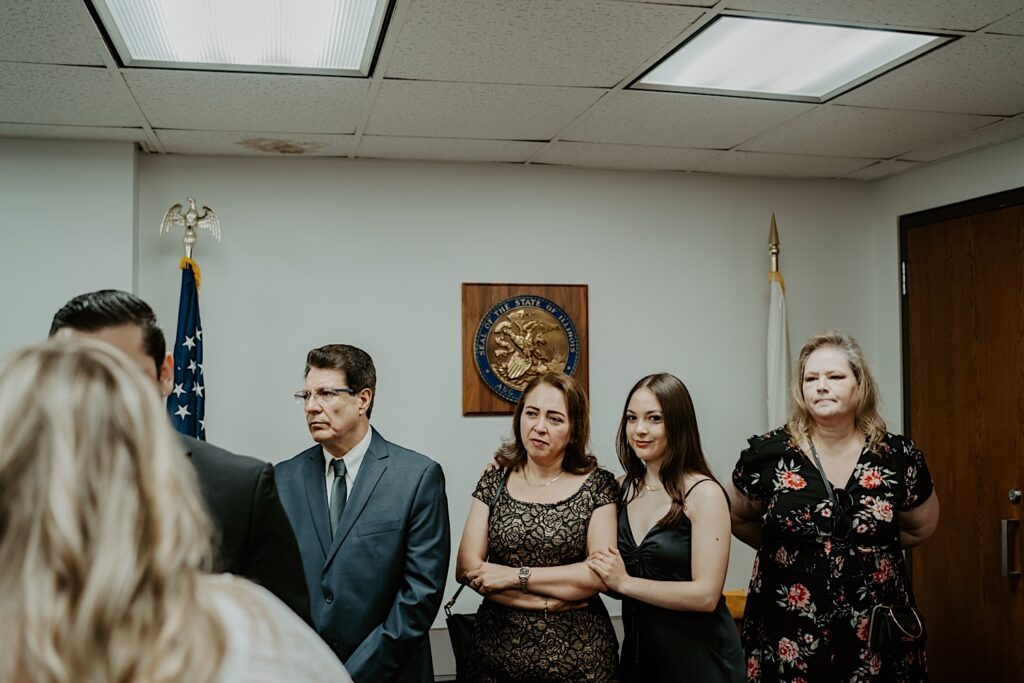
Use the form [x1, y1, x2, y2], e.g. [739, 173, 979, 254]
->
[643, 479, 662, 492]
[524, 469, 566, 487]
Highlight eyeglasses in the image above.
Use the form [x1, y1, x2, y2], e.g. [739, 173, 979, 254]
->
[822, 487, 855, 540]
[294, 387, 358, 406]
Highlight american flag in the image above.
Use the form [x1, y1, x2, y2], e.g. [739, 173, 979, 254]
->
[167, 257, 206, 439]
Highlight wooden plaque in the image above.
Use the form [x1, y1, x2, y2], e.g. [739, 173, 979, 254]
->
[462, 283, 589, 415]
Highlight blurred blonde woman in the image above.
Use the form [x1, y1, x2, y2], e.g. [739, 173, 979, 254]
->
[0, 339, 350, 683]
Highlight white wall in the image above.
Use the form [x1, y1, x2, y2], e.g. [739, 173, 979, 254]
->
[0, 139, 136, 351]
[6, 134, 1023, 677]
[135, 154, 884, 603]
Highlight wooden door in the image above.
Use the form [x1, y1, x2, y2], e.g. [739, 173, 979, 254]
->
[902, 188, 1024, 681]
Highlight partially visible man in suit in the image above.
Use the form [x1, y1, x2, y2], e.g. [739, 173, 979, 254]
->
[49, 290, 311, 624]
[275, 344, 450, 683]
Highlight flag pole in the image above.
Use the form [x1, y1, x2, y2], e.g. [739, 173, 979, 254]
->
[769, 213, 780, 274]
[160, 197, 220, 440]
[766, 212, 790, 429]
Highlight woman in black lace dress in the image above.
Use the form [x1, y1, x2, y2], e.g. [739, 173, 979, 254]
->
[456, 372, 619, 682]
[726, 331, 940, 682]
[587, 373, 744, 682]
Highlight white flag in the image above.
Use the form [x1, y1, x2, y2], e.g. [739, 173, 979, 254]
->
[767, 269, 790, 428]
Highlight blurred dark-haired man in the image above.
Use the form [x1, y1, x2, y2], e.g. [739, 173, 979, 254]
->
[275, 344, 450, 683]
[50, 289, 311, 624]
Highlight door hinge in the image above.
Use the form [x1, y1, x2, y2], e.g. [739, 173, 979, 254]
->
[901, 261, 907, 296]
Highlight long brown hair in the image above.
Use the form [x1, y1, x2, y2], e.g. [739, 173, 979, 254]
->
[0, 339, 225, 683]
[494, 372, 597, 474]
[616, 373, 720, 526]
[787, 330, 887, 454]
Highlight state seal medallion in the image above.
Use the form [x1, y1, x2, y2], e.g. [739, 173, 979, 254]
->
[473, 295, 580, 403]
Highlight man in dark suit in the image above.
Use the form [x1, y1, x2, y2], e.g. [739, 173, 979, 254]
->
[275, 344, 449, 683]
[49, 290, 311, 624]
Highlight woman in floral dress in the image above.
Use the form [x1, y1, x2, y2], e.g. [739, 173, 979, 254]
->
[726, 331, 940, 682]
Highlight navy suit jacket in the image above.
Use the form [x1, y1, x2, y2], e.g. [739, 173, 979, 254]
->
[275, 429, 450, 683]
[182, 434, 311, 624]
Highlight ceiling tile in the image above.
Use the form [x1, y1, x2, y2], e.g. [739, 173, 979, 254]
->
[533, 141, 718, 170]
[842, 160, 921, 180]
[692, 150, 875, 178]
[834, 35, 1024, 116]
[899, 116, 1024, 161]
[154, 130, 356, 156]
[124, 70, 370, 133]
[0, 0, 106, 66]
[0, 62, 140, 126]
[723, 0, 1024, 31]
[366, 80, 605, 139]
[988, 8, 1024, 35]
[0, 122, 145, 142]
[385, 0, 704, 87]
[739, 105, 997, 157]
[612, 1, 717, 5]
[564, 91, 813, 148]
[357, 136, 542, 162]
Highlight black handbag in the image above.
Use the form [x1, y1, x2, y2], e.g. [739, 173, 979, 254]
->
[443, 584, 476, 683]
[808, 443, 926, 655]
[443, 471, 508, 682]
[868, 603, 926, 653]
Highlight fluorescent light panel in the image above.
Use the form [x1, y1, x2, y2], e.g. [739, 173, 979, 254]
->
[637, 17, 947, 102]
[91, 0, 389, 76]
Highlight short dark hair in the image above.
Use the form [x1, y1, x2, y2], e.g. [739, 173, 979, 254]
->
[49, 290, 166, 374]
[494, 372, 597, 475]
[305, 344, 377, 418]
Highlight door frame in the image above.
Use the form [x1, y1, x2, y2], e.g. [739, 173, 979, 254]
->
[897, 185, 1024, 581]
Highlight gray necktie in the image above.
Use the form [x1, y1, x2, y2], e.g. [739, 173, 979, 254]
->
[329, 458, 348, 537]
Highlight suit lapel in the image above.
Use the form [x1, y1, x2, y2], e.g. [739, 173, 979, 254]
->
[301, 445, 332, 555]
[324, 429, 389, 568]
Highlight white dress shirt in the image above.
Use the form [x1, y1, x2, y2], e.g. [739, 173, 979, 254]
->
[323, 428, 371, 507]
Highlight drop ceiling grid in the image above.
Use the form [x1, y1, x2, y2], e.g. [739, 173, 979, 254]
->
[357, 136, 544, 162]
[833, 34, 1024, 116]
[722, 0, 1024, 32]
[738, 105, 1001, 158]
[0, 0, 107, 66]
[365, 80, 606, 139]
[898, 115, 1024, 162]
[561, 91, 816, 149]
[0, 62, 142, 126]
[123, 70, 372, 134]
[383, 0, 705, 87]
[154, 130, 357, 156]
[533, 141, 720, 171]
[691, 150, 877, 178]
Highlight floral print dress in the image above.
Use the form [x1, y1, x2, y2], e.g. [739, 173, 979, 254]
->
[732, 428, 934, 683]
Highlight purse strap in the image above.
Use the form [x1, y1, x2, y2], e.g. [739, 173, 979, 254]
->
[808, 440, 917, 607]
[444, 469, 508, 618]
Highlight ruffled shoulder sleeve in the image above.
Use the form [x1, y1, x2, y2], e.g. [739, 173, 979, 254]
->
[588, 468, 618, 509]
[732, 428, 794, 504]
[472, 467, 506, 507]
[882, 433, 935, 511]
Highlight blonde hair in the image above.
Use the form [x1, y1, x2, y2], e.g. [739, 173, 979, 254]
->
[0, 339, 225, 683]
[787, 330, 888, 454]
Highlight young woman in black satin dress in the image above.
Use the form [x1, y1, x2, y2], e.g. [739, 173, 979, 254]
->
[588, 373, 744, 683]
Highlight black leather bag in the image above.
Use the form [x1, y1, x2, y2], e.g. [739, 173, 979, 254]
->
[443, 471, 508, 682]
[444, 584, 476, 682]
[868, 603, 926, 653]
